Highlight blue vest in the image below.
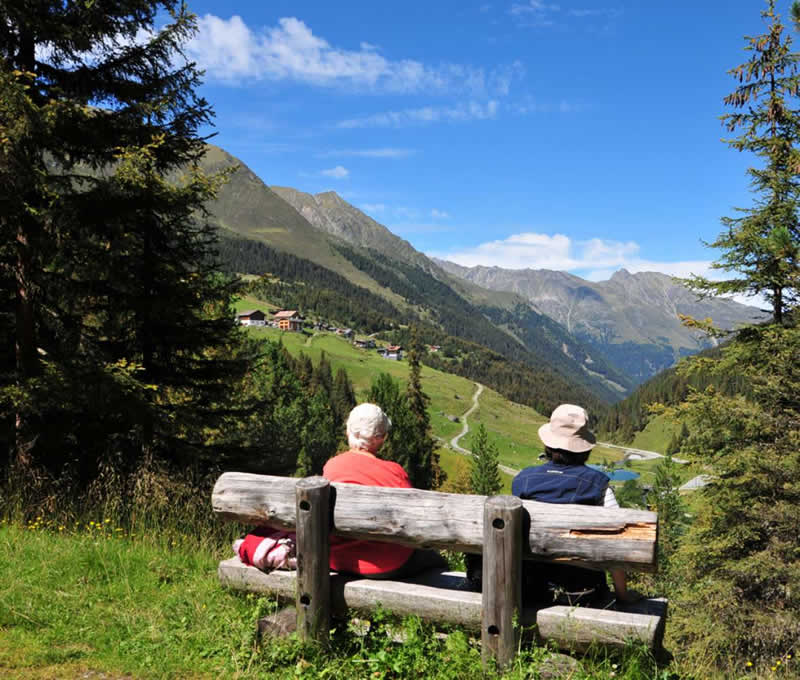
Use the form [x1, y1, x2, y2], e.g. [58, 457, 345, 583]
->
[512, 461, 609, 506]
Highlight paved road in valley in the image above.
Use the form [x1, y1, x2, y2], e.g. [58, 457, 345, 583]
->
[596, 441, 688, 464]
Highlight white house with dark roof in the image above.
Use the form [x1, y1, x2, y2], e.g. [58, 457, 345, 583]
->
[237, 309, 266, 326]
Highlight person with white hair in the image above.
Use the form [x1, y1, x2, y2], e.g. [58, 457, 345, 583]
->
[237, 403, 445, 578]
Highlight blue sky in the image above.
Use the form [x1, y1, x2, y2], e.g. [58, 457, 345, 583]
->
[178, 0, 777, 288]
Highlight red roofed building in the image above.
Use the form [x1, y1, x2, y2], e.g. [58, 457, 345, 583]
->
[274, 310, 304, 331]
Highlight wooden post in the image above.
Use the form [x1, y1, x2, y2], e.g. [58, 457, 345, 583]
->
[482, 495, 523, 671]
[295, 476, 331, 644]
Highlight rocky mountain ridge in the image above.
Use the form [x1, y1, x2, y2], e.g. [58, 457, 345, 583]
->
[434, 260, 767, 383]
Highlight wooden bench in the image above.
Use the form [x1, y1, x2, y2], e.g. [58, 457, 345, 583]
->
[213, 473, 666, 669]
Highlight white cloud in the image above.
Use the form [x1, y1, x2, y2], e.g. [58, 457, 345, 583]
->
[187, 15, 518, 95]
[361, 203, 386, 214]
[321, 165, 349, 179]
[431, 209, 451, 219]
[317, 148, 416, 159]
[337, 100, 500, 128]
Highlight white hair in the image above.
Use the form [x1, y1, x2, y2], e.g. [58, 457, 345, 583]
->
[346, 403, 391, 452]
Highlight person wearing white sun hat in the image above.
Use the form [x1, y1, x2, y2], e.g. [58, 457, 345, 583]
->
[510, 404, 641, 605]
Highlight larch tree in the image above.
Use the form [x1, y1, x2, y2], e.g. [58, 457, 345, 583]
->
[686, 0, 800, 324]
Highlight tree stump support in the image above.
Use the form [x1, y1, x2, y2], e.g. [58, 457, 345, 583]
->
[295, 476, 331, 645]
[481, 495, 523, 671]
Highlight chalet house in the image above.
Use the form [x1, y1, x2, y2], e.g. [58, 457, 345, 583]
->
[429, 345, 441, 353]
[384, 345, 403, 361]
[237, 309, 266, 327]
[273, 310, 304, 332]
[353, 338, 376, 349]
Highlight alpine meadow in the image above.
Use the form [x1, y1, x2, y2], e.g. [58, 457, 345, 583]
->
[2, 1, 799, 679]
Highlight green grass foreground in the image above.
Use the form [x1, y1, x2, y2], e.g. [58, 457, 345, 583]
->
[0, 522, 670, 680]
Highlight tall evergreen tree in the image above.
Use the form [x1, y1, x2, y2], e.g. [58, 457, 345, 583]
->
[331, 367, 356, 435]
[405, 327, 439, 490]
[671, 323, 800, 669]
[367, 372, 408, 466]
[686, 0, 800, 323]
[0, 1, 251, 482]
[646, 454, 687, 576]
[469, 423, 501, 496]
[297, 390, 337, 477]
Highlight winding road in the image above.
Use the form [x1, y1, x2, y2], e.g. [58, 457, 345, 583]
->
[448, 383, 520, 476]
[445, 382, 682, 476]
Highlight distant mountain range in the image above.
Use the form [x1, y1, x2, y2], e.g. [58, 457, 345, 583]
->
[433, 262, 767, 383]
[199, 144, 763, 403]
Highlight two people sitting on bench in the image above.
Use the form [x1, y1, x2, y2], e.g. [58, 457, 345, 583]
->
[468, 403, 639, 605]
[236, 403, 446, 578]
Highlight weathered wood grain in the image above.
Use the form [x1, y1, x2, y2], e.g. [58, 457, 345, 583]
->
[482, 496, 522, 671]
[217, 558, 666, 651]
[295, 477, 330, 644]
[535, 603, 667, 652]
[218, 558, 483, 627]
[212, 472, 657, 571]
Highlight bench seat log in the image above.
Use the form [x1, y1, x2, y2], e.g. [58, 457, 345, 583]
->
[536, 600, 668, 653]
[218, 558, 666, 651]
[213, 473, 657, 572]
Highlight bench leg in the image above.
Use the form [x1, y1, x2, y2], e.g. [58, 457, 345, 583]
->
[295, 476, 331, 645]
[482, 495, 523, 671]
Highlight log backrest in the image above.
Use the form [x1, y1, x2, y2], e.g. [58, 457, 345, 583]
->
[212, 472, 658, 572]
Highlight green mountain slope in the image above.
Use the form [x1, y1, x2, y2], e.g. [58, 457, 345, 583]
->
[202, 145, 627, 405]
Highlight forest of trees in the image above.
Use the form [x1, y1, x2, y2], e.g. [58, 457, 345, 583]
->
[216, 233, 611, 418]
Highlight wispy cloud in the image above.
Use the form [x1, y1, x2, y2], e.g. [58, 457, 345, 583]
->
[431, 209, 451, 219]
[321, 165, 349, 179]
[509, 2, 621, 28]
[337, 100, 500, 128]
[317, 148, 417, 159]
[187, 15, 520, 95]
[361, 203, 386, 214]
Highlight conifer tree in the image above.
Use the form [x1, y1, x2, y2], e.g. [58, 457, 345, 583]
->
[331, 367, 356, 434]
[367, 372, 408, 466]
[686, 0, 800, 323]
[671, 324, 800, 668]
[405, 327, 439, 489]
[646, 455, 687, 574]
[1, 1, 253, 483]
[297, 390, 337, 476]
[469, 423, 501, 496]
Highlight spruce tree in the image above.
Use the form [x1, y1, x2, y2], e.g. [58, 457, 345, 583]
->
[469, 424, 501, 496]
[367, 372, 408, 466]
[331, 367, 356, 436]
[1, 1, 251, 482]
[405, 327, 439, 490]
[686, 0, 800, 323]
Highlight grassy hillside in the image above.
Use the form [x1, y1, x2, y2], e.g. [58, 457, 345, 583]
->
[0, 523, 673, 679]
